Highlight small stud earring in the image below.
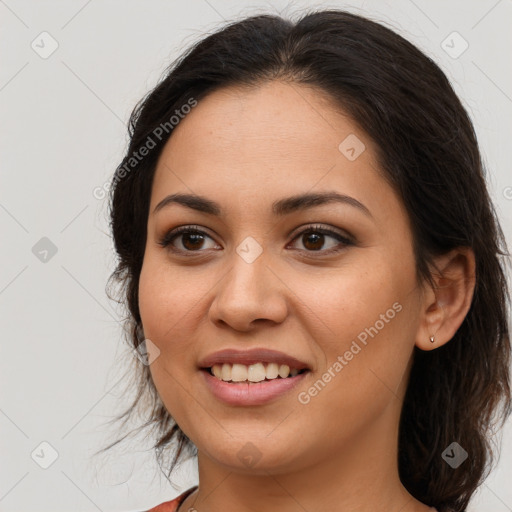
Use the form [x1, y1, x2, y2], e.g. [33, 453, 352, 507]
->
[429, 335, 435, 343]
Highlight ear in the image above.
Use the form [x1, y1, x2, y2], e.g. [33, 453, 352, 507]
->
[415, 247, 476, 351]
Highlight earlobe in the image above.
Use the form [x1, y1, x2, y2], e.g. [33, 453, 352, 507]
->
[415, 247, 476, 351]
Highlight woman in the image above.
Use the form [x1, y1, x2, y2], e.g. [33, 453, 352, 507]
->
[101, 8, 511, 512]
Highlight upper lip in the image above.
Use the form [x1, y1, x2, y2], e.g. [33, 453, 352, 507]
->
[198, 348, 311, 371]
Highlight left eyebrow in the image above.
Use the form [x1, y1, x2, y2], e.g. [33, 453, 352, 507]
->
[272, 191, 372, 218]
[152, 191, 373, 219]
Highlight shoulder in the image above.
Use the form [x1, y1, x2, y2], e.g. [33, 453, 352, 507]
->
[143, 486, 198, 512]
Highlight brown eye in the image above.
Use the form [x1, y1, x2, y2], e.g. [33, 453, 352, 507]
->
[301, 232, 325, 251]
[289, 225, 354, 255]
[158, 226, 219, 252]
[180, 232, 207, 251]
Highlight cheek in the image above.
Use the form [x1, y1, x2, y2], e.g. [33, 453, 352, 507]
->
[291, 260, 404, 346]
[138, 259, 200, 414]
[138, 259, 198, 428]
[137, 254, 222, 396]
[138, 256, 203, 346]
[293, 258, 417, 413]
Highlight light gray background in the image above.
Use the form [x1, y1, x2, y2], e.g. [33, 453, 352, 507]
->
[1, 1, 511, 511]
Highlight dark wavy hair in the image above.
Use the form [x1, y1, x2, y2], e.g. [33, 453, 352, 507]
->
[98, 9, 512, 512]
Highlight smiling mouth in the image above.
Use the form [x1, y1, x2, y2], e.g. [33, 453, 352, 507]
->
[200, 363, 310, 406]
[201, 362, 310, 383]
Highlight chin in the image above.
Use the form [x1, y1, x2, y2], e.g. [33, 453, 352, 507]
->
[198, 436, 310, 475]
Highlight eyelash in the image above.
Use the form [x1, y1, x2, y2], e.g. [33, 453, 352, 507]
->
[157, 224, 354, 257]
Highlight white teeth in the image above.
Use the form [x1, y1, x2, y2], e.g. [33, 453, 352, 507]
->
[210, 362, 303, 382]
[247, 363, 266, 382]
[266, 362, 279, 379]
[231, 363, 247, 382]
[278, 364, 290, 378]
[221, 363, 231, 381]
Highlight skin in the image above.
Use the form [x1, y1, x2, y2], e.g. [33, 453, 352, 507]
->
[138, 80, 475, 512]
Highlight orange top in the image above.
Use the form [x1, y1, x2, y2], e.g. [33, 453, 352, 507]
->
[144, 487, 438, 511]
[145, 486, 198, 512]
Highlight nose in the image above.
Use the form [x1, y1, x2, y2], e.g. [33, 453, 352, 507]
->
[208, 248, 288, 332]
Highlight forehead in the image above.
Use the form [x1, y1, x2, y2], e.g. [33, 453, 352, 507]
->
[159, 81, 365, 166]
[150, 80, 396, 222]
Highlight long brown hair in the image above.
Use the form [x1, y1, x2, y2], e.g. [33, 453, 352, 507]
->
[99, 9, 511, 511]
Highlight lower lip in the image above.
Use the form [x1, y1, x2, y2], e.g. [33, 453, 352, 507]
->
[200, 369, 309, 406]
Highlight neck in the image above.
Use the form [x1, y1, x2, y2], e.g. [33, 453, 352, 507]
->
[179, 399, 432, 512]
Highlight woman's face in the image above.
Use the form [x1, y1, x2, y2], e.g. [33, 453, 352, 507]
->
[139, 80, 427, 473]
